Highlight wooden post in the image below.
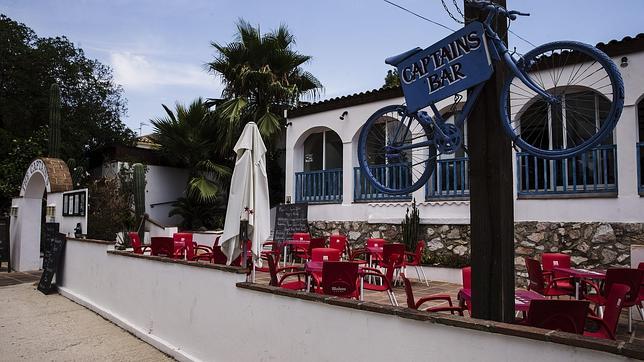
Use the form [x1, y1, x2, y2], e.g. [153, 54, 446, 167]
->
[465, 0, 515, 322]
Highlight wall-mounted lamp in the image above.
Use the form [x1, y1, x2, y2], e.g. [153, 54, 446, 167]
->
[285, 121, 293, 127]
[10, 205, 18, 217]
[620, 56, 628, 68]
[339, 111, 349, 120]
[286, 196, 292, 204]
[46, 204, 56, 222]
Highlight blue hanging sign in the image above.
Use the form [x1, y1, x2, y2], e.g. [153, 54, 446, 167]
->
[396, 22, 493, 113]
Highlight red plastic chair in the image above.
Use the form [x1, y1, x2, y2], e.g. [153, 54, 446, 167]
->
[128, 232, 150, 255]
[541, 253, 574, 291]
[293, 237, 325, 262]
[150, 237, 174, 257]
[585, 283, 631, 340]
[637, 262, 644, 320]
[366, 238, 386, 264]
[526, 299, 589, 334]
[329, 235, 347, 258]
[292, 232, 310, 241]
[173, 232, 194, 260]
[311, 247, 341, 262]
[266, 254, 312, 291]
[360, 267, 398, 306]
[404, 242, 428, 286]
[257, 241, 281, 272]
[459, 266, 472, 315]
[382, 243, 405, 285]
[524, 258, 575, 297]
[191, 236, 220, 262]
[582, 268, 643, 332]
[318, 261, 360, 299]
[401, 273, 463, 315]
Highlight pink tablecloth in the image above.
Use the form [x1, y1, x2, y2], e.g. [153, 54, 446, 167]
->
[457, 289, 545, 312]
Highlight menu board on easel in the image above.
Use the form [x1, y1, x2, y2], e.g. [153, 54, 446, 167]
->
[38, 231, 66, 295]
[272, 203, 309, 243]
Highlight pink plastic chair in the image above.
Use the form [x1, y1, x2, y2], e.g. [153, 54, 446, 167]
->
[366, 238, 386, 264]
[128, 232, 150, 255]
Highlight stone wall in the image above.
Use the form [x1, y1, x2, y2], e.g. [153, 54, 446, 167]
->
[308, 221, 644, 286]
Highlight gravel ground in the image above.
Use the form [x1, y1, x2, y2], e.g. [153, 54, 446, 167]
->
[0, 283, 173, 361]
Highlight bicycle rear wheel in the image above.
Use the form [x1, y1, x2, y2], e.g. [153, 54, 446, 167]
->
[357, 105, 436, 195]
[500, 41, 624, 159]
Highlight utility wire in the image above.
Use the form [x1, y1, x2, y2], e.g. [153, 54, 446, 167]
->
[383, 0, 455, 32]
[385, 0, 537, 48]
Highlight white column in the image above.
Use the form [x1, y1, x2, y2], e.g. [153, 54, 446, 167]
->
[615, 104, 639, 198]
[342, 141, 353, 205]
[284, 134, 295, 203]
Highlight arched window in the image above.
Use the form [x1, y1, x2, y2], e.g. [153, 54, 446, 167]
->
[519, 90, 612, 149]
[517, 89, 616, 195]
[303, 130, 342, 171]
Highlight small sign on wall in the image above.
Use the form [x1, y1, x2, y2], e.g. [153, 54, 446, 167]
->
[62, 190, 86, 217]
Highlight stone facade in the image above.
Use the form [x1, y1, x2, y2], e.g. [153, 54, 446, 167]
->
[308, 221, 644, 286]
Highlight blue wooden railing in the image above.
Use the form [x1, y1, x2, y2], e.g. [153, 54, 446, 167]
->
[354, 163, 412, 201]
[517, 144, 617, 197]
[294, 169, 342, 203]
[426, 157, 470, 200]
[638, 143, 643, 195]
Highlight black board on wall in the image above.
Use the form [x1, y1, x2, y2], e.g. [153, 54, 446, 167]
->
[0, 216, 10, 272]
[38, 229, 66, 295]
[272, 203, 309, 243]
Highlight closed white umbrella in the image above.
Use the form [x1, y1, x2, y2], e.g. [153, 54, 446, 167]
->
[220, 122, 270, 280]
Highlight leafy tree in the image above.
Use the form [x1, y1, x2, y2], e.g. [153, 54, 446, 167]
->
[384, 69, 400, 88]
[151, 98, 230, 202]
[0, 14, 134, 208]
[207, 19, 322, 148]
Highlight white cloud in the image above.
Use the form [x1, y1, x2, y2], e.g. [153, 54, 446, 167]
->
[110, 51, 216, 90]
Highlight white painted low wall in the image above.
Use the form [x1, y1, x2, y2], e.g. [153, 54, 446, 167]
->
[405, 265, 463, 285]
[59, 239, 632, 362]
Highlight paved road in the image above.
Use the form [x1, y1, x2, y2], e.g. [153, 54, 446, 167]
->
[0, 283, 173, 361]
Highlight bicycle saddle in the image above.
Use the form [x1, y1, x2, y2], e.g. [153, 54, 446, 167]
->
[385, 47, 423, 66]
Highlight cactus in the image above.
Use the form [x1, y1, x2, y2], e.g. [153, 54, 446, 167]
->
[401, 198, 421, 252]
[48, 83, 61, 158]
[133, 163, 146, 241]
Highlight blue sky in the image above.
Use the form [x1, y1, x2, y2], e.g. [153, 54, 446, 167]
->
[2, 0, 643, 134]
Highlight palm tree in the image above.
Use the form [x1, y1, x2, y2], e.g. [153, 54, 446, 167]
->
[207, 19, 323, 147]
[151, 98, 229, 202]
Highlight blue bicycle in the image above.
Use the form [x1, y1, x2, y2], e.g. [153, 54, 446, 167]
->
[358, 1, 624, 194]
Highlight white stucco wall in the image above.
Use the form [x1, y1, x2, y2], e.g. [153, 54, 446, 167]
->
[59, 239, 630, 362]
[285, 49, 644, 225]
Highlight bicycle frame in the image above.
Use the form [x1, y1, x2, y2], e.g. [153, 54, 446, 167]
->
[392, 5, 551, 154]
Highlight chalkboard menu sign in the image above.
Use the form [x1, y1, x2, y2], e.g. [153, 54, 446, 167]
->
[272, 203, 309, 243]
[0, 217, 10, 272]
[38, 231, 67, 295]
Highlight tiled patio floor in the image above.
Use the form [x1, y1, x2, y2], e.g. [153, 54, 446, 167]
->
[0, 266, 41, 287]
[254, 269, 643, 346]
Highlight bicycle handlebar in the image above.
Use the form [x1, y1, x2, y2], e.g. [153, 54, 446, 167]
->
[465, 0, 530, 21]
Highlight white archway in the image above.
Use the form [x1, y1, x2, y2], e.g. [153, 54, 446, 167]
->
[10, 158, 72, 271]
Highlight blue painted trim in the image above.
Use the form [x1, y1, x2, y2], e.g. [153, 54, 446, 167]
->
[425, 157, 470, 200]
[354, 165, 412, 202]
[516, 145, 618, 196]
[294, 169, 343, 204]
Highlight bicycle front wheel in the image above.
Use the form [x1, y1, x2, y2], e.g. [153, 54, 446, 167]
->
[500, 41, 624, 159]
[357, 105, 436, 195]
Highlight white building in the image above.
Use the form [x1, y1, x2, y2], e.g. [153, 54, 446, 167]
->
[284, 33, 644, 269]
